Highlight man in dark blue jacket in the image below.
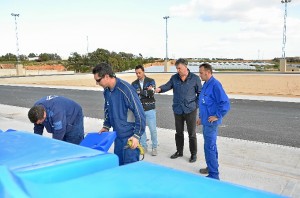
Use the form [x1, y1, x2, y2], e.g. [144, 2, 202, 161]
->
[155, 58, 202, 163]
[28, 95, 84, 144]
[197, 63, 230, 180]
[93, 63, 146, 165]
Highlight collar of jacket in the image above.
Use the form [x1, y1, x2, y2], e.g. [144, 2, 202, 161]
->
[176, 69, 192, 82]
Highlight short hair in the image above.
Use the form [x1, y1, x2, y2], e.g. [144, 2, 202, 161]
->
[135, 65, 144, 71]
[92, 62, 115, 78]
[175, 58, 188, 67]
[199, 63, 213, 73]
[28, 105, 45, 123]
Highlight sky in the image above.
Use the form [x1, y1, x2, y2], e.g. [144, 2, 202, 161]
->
[1, 0, 300, 60]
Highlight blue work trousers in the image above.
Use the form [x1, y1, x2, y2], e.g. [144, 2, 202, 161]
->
[140, 109, 158, 149]
[114, 137, 140, 166]
[203, 125, 219, 180]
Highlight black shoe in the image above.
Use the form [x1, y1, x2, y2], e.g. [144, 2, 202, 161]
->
[189, 154, 197, 163]
[170, 151, 183, 159]
[199, 167, 209, 174]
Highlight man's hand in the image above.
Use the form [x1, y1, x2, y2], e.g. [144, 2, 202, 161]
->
[208, 116, 218, 123]
[196, 118, 201, 126]
[128, 136, 139, 149]
[99, 127, 109, 134]
[147, 85, 154, 90]
[155, 88, 161, 93]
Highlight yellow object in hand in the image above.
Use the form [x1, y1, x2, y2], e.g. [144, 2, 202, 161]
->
[126, 139, 145, 157]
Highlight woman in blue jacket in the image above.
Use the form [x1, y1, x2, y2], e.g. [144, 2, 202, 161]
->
[197, 63, 230, 180]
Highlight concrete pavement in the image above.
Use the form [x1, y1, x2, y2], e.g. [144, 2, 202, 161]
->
[0, 102, 299, 197]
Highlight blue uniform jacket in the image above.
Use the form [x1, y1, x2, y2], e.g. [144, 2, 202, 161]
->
[34, 95, 83, 138]
[159, 70, 202, 114]
[103, 78, 145, 140]
[199, 76, 230, 126]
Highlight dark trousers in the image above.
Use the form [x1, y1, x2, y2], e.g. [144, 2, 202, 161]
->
[174, 109, 197, 155]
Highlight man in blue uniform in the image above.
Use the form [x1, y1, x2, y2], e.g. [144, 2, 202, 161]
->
[28, 95, 84, 144]
[197, 63, 230, 180]
[155, 58, 202, 163]
[92, 63, 146, 165]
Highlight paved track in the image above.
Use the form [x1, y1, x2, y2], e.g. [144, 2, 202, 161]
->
[0, 85, 299, 148]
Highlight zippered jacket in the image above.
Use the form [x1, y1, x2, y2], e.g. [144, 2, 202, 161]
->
[159, 70, 202, 114]
[103, 78, 145, 140]
[34, 95, 83, 137]
[199, 76, 230, 126]
[131, 76, 156, 111]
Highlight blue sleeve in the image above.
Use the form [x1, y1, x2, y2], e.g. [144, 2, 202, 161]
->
[159, 76, 173, 93]
[213, 83, 230, 119]
[51, 111, 67, 140]
[143, 79, 156, 97]
[103, 92, 111, 130]
[149, 79, 156, 89]
[125, 87, 146, 139]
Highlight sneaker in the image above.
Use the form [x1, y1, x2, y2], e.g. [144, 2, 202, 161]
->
[199, 167, 209, 174]
[151, 148, 158, 156]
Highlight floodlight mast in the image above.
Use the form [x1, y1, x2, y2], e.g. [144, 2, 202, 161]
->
[163, 16, 170, 63]
[11, 13, 20, 63]
[281, 0, 291, 59]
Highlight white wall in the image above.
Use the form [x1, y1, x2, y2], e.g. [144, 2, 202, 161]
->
[0, 69, 75, 76]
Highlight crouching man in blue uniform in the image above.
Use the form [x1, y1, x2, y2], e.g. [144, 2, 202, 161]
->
[92, 63, 146, 166]
[28, 95, 84, 144]
[197, 63, 230, 180]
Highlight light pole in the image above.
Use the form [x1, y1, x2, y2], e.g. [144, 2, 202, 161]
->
[163, 16, 170, 71]
[279, 0, 291, 72]
[11, 13, 20, 63]
[86, 35, 89, 55]
[281, 0, 291, 59]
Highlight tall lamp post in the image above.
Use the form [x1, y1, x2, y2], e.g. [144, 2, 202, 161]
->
[163, 16, 170, 72]
[280, 0, 291, 72]
[11, 13, 20, 63]
[11, 13, 24, 76]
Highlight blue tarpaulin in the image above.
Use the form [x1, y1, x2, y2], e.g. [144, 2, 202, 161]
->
[0, 130, 284, 198]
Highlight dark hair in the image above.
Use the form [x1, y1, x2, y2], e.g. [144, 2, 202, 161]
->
[92, 62, 115, 78]
[28, 105, 45, 123]
[135, 65, 144, 71]
[175, 58, 188, 67]
[199, 63, 213, 73]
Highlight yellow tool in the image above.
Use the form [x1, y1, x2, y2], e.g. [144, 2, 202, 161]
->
[125, 139, 145, 160]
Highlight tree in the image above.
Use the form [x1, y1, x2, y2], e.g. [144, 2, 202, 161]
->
[39, 53, 50, 61]
[2, 53, 17, 61]
[38, 53, 62, 62]
[28, 53, 37, 58]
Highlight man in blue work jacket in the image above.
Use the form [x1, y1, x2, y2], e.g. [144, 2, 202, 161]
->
[156, 58, 202, 163]
[28, 95, 84, 144]
[197, 63, 230, 180]
[92, 63, 146, 165]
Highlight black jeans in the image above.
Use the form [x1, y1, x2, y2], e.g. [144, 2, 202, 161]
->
[174, 109, 197, 155]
